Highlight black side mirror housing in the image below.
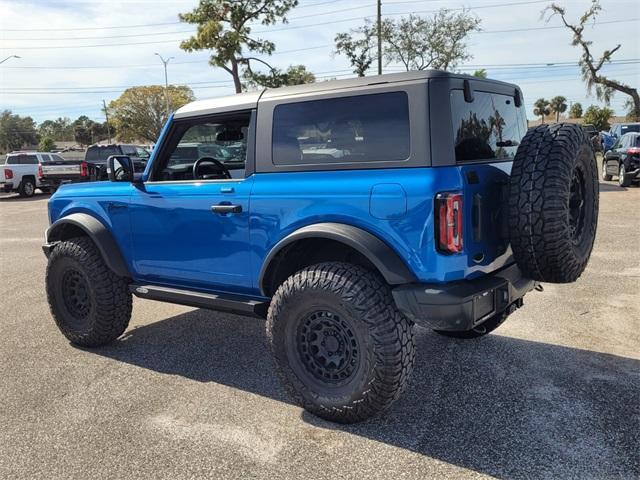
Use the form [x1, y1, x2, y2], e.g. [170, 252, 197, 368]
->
[107, 155, 134, 182]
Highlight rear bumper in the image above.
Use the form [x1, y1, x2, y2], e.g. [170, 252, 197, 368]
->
[392, 263, 536, 331]
[1, 182, 14, 192]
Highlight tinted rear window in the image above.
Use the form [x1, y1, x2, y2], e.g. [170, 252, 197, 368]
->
[451, 90, 527, 163]
[272, 91, 410, 166]
[85, 146, 121, 162]
[621, 124, 640, 134]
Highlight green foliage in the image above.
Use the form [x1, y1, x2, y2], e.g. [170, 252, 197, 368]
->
[583, 105, 614, 131]
[0, 110, 39, 153]
[179, 0, 298, 93]
[549, 95, 568, 122]
[472, 69, 488, 78]
[38, 117, 74, 141]
[38, 136, 56, 152]
[381, 10, 481, 71]
[109, 85, 195, 142]
[533, 98, 551, 123]
[71, 115, 111, 147]
[244, 64, 315, 89]
[569, 102, 583, 118]
[546, 0, 639, 119]
[334, 21, 377, 77]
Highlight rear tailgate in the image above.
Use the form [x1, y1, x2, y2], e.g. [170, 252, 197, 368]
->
[41, 160, 82, 180]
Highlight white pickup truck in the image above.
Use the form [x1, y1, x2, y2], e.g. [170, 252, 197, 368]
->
[0, 151, 69, 197]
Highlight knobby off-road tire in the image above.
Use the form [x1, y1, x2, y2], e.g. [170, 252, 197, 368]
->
[509, 123, 598, 283]
[46, 236, 132, 347]
[266, 262, 415, 423]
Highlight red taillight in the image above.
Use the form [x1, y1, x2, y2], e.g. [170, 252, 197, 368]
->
[4, 168, 13, 180]
[80, 161, 88, 177]
[436, 192, 463, 254]
[627, 147, 640, 155]
[38, 164, 43, 179]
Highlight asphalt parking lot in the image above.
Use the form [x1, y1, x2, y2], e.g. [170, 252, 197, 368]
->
[0, 180, 638, 480]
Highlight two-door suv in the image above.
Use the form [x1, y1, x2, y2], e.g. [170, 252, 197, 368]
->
[43, 71, 599, 423]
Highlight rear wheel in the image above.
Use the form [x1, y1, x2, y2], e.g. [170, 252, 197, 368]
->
[602, 160, 612, 181]
[46, 236, 132, 347]
[19, 177, 35, 197]
[618, 163, 631, 187]
[267, 262, 415, 423]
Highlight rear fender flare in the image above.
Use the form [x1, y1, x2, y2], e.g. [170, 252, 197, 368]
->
[259, 222, 416, 295]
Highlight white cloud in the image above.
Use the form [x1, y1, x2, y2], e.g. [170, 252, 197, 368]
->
[0, 0, 638, 123]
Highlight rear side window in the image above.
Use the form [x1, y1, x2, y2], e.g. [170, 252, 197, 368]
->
[40, 154, 52, 162]
[121, 145, 137, 155]
[451, 90, 527, 163]
[272, 91, 410, 166]
[85, 146, 121, 162]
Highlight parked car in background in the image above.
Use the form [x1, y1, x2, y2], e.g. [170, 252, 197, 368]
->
[602, 132, 640, 187]
[40, 144, 151, 187]
[0, 151, 63, 197]
[601, 122, 640, 153]
[582, 123, 598, 137]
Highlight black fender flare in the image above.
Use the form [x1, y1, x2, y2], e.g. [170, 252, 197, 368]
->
[44, 212, 131, 278]
[259, 222, 416, 295]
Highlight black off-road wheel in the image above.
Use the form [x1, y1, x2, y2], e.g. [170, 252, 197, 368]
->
[19, 177, 35, 197]
[46, 236, 132, 347]
[509, 123, 598, 283]
[267, 262, 415, 423]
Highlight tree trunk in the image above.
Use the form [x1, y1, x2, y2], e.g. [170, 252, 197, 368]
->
[230, 58, 242, 94]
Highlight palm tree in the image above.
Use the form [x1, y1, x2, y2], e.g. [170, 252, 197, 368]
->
[533, 98, 551, 124]
[549, 95, 568, 123]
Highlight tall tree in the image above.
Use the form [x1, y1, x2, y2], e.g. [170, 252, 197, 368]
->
[244, 64, 315, 89]
[545, 0, 639, 120]
[109, 85, 194, 142]
[533, 98, 551, 123]
[549, 95, 568, 122]
[583, 105, 613, 131]
[381, 10, 481, 71]
[38, 136, 56, 152]
[0, 110, 39, 153]
[179, 0, 298, 93]
[569, 102, 583, 118]
[334, 21, 377, 77]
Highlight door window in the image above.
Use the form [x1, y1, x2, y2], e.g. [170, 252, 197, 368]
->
[151, 112, 251, 181]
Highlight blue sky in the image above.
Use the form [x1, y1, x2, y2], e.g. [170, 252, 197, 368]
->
[0, 0, 638, 123]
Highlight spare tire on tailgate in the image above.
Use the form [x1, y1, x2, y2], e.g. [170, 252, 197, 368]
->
[508, 123, 598, 283]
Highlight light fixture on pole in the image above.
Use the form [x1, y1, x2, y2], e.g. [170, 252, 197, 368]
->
[154, 53, 174, 116]
[0, 55, 21, 65]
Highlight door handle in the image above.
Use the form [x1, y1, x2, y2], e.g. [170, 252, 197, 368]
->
[211, 204, 242, 214]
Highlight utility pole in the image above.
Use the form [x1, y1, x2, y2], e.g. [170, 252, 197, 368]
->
[102, 100, 112, 144]
[377, 0, 382, 75]
[155, 53, 174, 116]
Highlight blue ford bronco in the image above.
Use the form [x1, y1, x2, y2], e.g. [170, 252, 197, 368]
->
[43, 71, 599, 423]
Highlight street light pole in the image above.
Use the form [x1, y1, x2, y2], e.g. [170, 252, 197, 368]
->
[377, 0, 382, 75]
[154, 53, 174, 116]
[0, 55, 21, 65]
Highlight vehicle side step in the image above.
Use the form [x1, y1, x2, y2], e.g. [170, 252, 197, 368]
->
[130, 284, 269, 318]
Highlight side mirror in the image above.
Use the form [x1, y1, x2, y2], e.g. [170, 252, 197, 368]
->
[107, 155, 134, 182]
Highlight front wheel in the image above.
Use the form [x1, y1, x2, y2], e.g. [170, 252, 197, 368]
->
[46, 236, 132, 347]
[618, 163, 631, 187]
[267, 262, 415, 423]
[602, 160, 612, 181]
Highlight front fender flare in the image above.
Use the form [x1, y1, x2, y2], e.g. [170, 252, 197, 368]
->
[44, 212, 131, 278]
[259, 222, 416, 295]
